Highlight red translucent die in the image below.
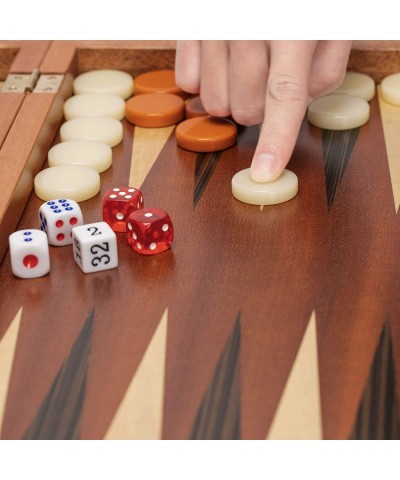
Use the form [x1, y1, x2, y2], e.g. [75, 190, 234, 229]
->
[127, 208, 174, 255]
[102, 187, 144, 232]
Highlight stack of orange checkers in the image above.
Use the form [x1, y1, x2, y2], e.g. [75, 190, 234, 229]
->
[125, 70, 238, 153]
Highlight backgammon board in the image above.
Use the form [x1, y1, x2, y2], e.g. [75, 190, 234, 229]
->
[0, 40, 400, 440]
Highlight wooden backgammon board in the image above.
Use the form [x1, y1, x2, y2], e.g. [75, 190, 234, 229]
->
[0, 40, 400, 440]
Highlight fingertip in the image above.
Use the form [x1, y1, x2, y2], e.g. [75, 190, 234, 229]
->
[250, 152, 283, 183]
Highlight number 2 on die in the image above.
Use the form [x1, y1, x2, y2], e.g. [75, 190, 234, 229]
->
[72, 221, 118, 273]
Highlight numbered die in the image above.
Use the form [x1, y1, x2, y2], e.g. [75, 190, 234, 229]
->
[39, 198, 83, 246]
[126, 208, 174, 255]
[72, 221, 118, 273]
[102, 187, 144, 232]
[9, 229, 50, 278]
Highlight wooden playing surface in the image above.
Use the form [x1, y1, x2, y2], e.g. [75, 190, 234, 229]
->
[0, 41, 400, 440]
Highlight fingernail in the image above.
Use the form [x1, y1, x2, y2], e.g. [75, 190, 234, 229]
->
[251, 153, 277, 182]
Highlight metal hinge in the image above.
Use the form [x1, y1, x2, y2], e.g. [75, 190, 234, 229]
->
[1, 69, 64, 93]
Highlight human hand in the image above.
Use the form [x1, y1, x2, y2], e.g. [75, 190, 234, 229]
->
[175, 40, 352, 182]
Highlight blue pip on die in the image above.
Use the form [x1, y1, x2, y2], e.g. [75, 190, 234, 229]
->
[39, 198, 83, 246]
[9, 229, 50, 279]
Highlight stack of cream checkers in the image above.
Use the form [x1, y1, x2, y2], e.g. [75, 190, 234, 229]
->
[34, 70, 134, 202]
[308, 70, 400, 125]
[307, 71, 376, 130]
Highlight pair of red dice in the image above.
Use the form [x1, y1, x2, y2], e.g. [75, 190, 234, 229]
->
[102, 187, 174, 255]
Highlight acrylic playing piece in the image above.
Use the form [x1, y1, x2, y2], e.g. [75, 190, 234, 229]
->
[34, 165, 100, 203]
[175, 116, 237, 152]
[307, 94, 370, 130]
[73, 69, 134, 99]
[380, 72, 400, 106]
[63, 93, 125, 120]
[60, 116, 123, 147]
[185, 96, 208, 119]
[332, 72, 375, 101]
[231, 168, 298, 206]
[125, 93, 185, 128]
[133, 69, 188, 98]
[48, 140, 112, 173]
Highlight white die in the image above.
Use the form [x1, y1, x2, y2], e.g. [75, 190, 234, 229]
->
[72, 221, 118, 273]
[39, 198, 84, 246]
[9, 229, 50, 279]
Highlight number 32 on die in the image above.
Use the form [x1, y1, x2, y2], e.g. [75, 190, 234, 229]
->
[72, 221, 118, 273]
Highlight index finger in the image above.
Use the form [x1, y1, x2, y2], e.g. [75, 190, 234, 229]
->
[250, 41, 317, 182]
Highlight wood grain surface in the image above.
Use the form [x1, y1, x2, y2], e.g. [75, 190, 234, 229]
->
[0, 41, 400, 440]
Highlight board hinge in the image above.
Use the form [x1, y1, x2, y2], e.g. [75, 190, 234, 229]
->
[1, 70, 64, 93]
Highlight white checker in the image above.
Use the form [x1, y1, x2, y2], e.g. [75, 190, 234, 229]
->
[307, 94, 370, 130]
[73, 69, 134, 99]
[34, 165, 100, 203]
[48, 140, 112, 173]
[232, 168, 298, 206]
[333, 72, 375, 101]
[64, 93, 126, 120]
[72, 222, 118, 274]
[380, 72, 400, 106]
[9, 229, 50, 279]
[60, 116, 123, 147]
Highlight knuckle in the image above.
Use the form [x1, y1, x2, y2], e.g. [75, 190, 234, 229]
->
[231, 105, 264, 126]
[201, 95, 230, 118]
[267, 77, 308, 104]
[175, 73, 199, 94]
[309, 68, 348, 98]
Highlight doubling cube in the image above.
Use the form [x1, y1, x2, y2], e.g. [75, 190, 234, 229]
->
[9, 229, 50, 279]
[102, 186, 144, 232]
[126, 208, 174, 255]
[72, 221, 118, 273]
[39, 198, 83, 246]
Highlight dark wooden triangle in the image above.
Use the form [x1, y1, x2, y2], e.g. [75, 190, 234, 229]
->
[322, 128, 359, 210]
[194, 151, 223, 208]
[190, 312, 241, 440]
[350, 322, 400, 439]
[24, 309, 94, 440]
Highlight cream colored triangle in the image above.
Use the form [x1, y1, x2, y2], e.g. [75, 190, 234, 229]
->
[129, 126, 175, 188]
[0, 307, 22, 436]
[267, 311, 323, 439]
[104, 308, 168, 439]
[378, 87, 400, 213]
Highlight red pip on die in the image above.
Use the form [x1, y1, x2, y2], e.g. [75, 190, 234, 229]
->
[127, 208, 174, 255]
[102, 187, 144, 232]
